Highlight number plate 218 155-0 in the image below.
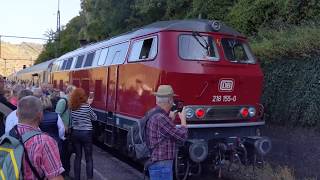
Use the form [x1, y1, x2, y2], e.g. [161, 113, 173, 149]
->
[212, 95, 237, 102]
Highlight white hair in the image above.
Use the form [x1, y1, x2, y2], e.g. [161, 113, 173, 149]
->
[32, 88, 43, 98]
[17, 96, 42, 122]
[156, 96, 173, 105]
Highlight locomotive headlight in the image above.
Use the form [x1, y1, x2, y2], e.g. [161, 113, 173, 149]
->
[248, 107, 256, 117]
[195, 108, 206, 119]
[185, 108, 194, 119]
[240, 107, 249, 118]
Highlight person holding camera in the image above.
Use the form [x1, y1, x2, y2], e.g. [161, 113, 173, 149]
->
[146, 85, 188, 180]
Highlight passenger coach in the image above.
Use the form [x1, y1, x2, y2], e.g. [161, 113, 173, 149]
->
[49, 19, 271, 179]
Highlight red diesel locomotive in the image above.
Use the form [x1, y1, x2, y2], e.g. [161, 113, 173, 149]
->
[22, 19, 271, 179]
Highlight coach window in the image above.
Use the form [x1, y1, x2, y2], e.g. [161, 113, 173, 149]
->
[129, 37, 157, 62]
[98, 48, 109, 66]
[179, 35, 219, 61]
[84, 52, 95, 67]
[75, 55, 85, 68]
[65, 58, 73, 70]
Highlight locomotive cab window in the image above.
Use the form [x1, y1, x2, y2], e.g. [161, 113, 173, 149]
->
[179, 34, 219, 61]
[75, 55, 85, 68]
[129, 37, 157, 62]
[84, 52, 95, 67]
[221, 39, 256, 64]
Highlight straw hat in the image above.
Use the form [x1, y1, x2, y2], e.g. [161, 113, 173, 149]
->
[153, 85, 177, 97]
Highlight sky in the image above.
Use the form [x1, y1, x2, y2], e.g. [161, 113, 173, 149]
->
[0, 0, 81, 44]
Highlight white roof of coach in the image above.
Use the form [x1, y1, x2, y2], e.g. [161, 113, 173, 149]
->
[16, 59, 55, 76]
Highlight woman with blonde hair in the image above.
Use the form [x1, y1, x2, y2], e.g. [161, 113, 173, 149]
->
[39, 95, 65, 152]
[69, 88, 97, 180]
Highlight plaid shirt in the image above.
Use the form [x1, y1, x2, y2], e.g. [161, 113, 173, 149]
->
[17, 124, 64, 180]
[146, 106, 188, 162]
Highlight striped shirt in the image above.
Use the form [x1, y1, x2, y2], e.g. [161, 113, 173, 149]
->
[71, 103, 97, 130]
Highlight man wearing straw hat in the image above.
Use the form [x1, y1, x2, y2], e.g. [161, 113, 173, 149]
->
[146, 85, 188, 180]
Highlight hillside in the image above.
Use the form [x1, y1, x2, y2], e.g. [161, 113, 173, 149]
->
[0, 41, 42, 77]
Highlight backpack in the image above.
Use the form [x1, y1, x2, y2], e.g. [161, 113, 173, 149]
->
[0, 126, 43, 180]
[52, 97, 68, 114]
[60, 97, 69, 115]
[127, 108, 162, 160]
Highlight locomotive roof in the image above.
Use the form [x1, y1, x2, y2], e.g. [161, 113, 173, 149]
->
[141, 19, 243, 36]
[58, 19, 243, 60]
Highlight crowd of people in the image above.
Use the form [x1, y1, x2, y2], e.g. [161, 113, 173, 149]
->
[0, 75, 188, 180]
[0, 76, 96, 180]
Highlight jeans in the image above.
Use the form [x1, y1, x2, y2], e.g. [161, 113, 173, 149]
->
[61, 138, 72, 176]
[72, 130, 93, 180]
[148, 160, 173, 180]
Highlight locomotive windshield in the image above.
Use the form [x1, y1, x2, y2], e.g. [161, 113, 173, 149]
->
[221, 38, 256, 64]
[179, 34, 219, 61]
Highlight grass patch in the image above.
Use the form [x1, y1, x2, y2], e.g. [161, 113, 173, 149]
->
[223, 163, 316, 180]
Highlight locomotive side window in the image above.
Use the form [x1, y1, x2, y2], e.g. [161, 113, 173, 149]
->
[98, 48, 109, 66]
[112, 43, 129, 65]
[84, 52, 95, 67]
[179, 35, 219, 61]
[221, 39, 256, 64]
[52, 61, 60, 71]
[92, 50, 101, 66]
[129, 37, 157, 62]
[65, 58, 73, 70]
[75, 55, 85, 68]
[57, 61, 63, 71]
[60, 60, 68, 70]
[105, 42, 129, 65]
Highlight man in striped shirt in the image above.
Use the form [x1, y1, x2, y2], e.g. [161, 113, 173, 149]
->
[146, 85, 188, 180]
[16, 96, 64, 180]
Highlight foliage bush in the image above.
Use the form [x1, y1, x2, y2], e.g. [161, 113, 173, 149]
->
[261, 57, 320, 127]
[251, 25, 320, 60]
[227, 0, 320, 35]
[249, 25, 320, 127]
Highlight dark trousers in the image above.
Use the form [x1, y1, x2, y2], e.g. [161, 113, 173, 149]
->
[72, 130, 93, 180]
[61, 138, 72, 176]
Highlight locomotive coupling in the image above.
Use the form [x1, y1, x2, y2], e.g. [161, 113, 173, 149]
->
[188, 140, 208, 163]
[243, 136, 272, 156]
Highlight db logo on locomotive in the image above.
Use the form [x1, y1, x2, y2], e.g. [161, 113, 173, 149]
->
[219, 79, 234, 92]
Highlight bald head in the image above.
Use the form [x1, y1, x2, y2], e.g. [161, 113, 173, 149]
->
[17, 96, 43, 124]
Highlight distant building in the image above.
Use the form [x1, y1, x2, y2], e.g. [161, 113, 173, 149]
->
[0, 41, 42, 76]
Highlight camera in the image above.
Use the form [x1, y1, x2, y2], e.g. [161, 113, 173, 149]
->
[171, 99, 184, 112]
